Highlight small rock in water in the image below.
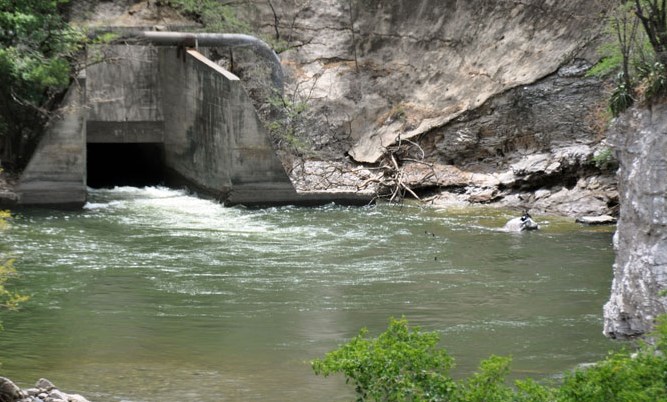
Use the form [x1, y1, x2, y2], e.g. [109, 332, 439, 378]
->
[35, 379, 55, 391]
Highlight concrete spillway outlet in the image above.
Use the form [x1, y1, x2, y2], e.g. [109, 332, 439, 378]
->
[87, 143, 166, 188]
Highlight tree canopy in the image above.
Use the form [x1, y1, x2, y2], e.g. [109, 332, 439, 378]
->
[0, 0, 84, 170]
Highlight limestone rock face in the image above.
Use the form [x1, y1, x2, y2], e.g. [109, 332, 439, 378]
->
[229, 0, 618, 215]
[603, 104, 667, 339]
[237, 0, 613, 162]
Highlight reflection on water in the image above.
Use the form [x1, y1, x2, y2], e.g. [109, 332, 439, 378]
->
[0, 187, 615, 401]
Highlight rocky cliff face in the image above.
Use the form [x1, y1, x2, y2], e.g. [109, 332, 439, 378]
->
[603, 104, 667, 339]
[68, 0, 618, 215]
[233, 0, 617, 215]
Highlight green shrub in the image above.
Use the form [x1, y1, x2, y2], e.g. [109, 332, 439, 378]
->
[641, 62, 667, 101]
[593, 147, 618, 171]
[0, 210, 28, 329]
[314, 317, 667, 402]
[453, 355, 515, 402]
[312, 318, 456, 401]
[163, 0, 250, 33]
[609, 74, 634, 116]
[267, 95, 314, 156]
[557, 346, 667, 401]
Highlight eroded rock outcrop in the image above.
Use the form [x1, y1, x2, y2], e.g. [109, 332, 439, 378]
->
[232, 0, 617, 215]
[238, 0, 613, 160]
[603, 104, 667, 339]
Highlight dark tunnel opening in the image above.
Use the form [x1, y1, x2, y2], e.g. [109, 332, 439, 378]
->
[87, 143, 167, 188]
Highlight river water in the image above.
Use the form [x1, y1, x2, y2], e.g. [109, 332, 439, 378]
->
[0, 186, 616, 401]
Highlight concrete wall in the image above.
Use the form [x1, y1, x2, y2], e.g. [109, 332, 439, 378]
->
[18, 43, 369, 207]
[159, 48, 299, 205]
[16, 75, 87, 208]
[86, 45, 164, 143]
[18, 44, 303, 207]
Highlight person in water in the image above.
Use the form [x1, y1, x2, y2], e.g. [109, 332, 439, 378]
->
[504, 211, 539, 231]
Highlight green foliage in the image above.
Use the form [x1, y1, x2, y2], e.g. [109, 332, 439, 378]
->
[164, 0, 250, 33]
[593, 147, 618, 171]
[557, 347, 667, 402]
[609, 74, 635, 117]
[267, 94, 314, 155]
[587, 44, 625, 79]
[314, 317, 667, 402]
[312, 318, 455, 402]
[0, 210, 28, 330]
[640, 62, 667, 100]
[453, 355, 514, 402]
[0, 0, 85, 169]
[596, 1, 667, 114]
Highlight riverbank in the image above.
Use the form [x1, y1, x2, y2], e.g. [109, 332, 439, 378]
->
[288, 156, 618, 220]
[0, 377, 89, 402]
[1, 159, 618, 220]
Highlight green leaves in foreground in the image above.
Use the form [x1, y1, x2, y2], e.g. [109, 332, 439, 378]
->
[313, 317, 667, 402]
[0, 210, 28, 331]
[312, 318, 455, 401]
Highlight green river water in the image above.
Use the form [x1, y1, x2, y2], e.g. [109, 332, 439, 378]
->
[0, 186, 616, 401]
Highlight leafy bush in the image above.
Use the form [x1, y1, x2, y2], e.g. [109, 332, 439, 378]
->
[609, 74, 634, 117]
[313, 317, 667, 402]
[593, 147, 618, 171]
[312, 318, 456, 401]
[590, 1, 667, 115]
[640, 62, 667, 100]
[163, 0, 250, 33]
[556, 318, 667, 402]
[0, 210, 28, 329]
[266, 94, 315, 156]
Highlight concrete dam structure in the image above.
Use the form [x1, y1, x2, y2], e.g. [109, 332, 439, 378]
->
[16, 32, 366, 208]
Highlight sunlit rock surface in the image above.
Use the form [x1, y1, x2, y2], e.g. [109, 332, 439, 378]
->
[604, 104, 667, 339]
[234, 0, 617, 214]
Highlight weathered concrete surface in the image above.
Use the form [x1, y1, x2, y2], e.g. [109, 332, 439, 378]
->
[160, 48, 298, 204]
[19, 39, 366, 208]
[16, 75, 87, 208]
[604, 104, 667, 339]
[86, 45, 164, 143]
